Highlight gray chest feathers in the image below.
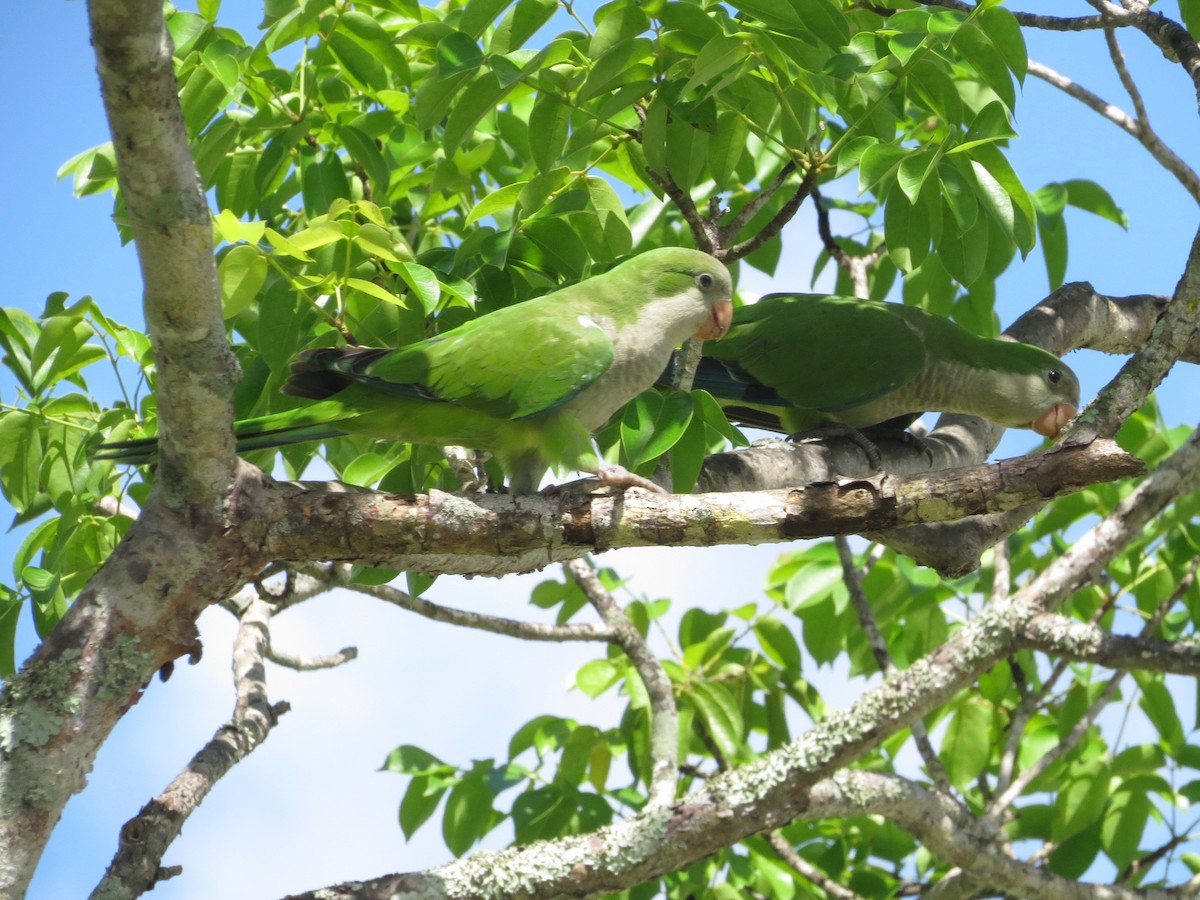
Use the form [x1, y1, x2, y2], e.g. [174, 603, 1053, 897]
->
[563, 317, 689, 431]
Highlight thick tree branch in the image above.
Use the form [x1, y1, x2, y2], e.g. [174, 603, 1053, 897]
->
[257, 440, 1142, 577]
[566, 559, 679, 807]
[88, 0, 238, 505]
[1016, 559, 1199, 676]
[810, 772, 1191, 900]
[92, 596, 287, 898]
[1075, 230, 1200, 439]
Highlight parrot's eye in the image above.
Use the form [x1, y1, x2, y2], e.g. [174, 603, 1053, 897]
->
[697, 273, 714, 290]
[1047, 369, 1061, 385]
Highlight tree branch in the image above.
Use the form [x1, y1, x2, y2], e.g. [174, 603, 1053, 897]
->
[87, 0, 238, 505]
[92, 596, 287, 898]
[258, 440, 1142, 577]
[566, 559, 679, 807]
[350, 580, 615, 643]
[1027, 59, 1200, 203]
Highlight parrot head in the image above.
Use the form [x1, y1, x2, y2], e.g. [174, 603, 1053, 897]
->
[631, 247, 733, 343]
[986, 342, 1081, 437]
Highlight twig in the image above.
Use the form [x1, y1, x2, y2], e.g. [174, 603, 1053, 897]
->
[814, 186, 885, 300]
[265, 644, 358, 671]
[912, 2, 1107, 31]
[725, 165, 819, 262]
[641, 166, 714, 253]
[720, 161, 797, 241]
[765, 831, 865, 900]
[91, 597, 288, 898]
[1104, 27, 1149, 123]
[441, 445, 485, 492]
[350, 580, 615, 643]
[565, 558, 679, 807]
[1026, 59, 1200, 203]
[835, 537, 951, 791]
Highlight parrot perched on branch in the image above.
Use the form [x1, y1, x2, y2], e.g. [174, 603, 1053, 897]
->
[95, 247, 734, 493]
[690, 292, 1079, 451]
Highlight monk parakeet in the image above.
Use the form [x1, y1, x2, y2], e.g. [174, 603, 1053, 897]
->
[692, 293, 1079, 443]
[96, 247, 734, 493]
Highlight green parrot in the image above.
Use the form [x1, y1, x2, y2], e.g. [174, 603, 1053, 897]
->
[691, 292, 1080, 446]
[96, 247, 734, 493]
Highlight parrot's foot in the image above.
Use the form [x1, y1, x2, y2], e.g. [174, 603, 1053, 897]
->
[789, 424, 884, 470]
[595, 464, 669, 494]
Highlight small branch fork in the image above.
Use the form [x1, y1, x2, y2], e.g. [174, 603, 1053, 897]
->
[642, 153, 817, 262]
[92, 595, 290, 898]
[89, 567, 366, 898]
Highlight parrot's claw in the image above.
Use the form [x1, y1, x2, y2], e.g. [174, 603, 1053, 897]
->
[595, 464, 669, 494]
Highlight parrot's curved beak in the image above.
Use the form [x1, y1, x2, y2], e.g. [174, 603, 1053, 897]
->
[1030, 402, 1077, 437]
[694, 299, 733, 341]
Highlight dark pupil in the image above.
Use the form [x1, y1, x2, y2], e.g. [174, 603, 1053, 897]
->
[698, 273, 713, 289]
[1047, 369, 1061, 385]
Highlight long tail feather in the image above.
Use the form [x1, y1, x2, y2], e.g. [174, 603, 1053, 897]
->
[93, 417, 349, 464]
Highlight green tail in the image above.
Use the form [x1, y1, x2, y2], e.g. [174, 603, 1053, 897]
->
[93, 407, 350, 465]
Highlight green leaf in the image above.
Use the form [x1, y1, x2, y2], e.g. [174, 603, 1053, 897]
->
[583, 177, 632, 258]
[940, 696, 993, 789]
[337, 124, 390, 195]
[952, 18, 1016, 110]
[859, 143, 906, 193]
[707, 110, 747, 191]
[442, 772, 494, 856]
[511, 786, 575, 843]
[1182, 0, 1200, 40]
[1053, 758, 1111, 843]
[1101, 787, 1151, 871]
[949, 100, 1018, 154]
[462, 0, 516, 37]
[0, 585, 20, 677]
[620, 390, 693, 470]
[938, 202, 988, 286]
[578, 38, 653, 103]
[897, 150, 937, 204]
[299, 148, 352, 216]
[576, 659, 620, 698]
[437, 31, 485, 77]
[785, 560, 842, 612]
[218, 245, 267, 319]
[884, 181, 931, 273]
[754, 617, 802, 672]
[590, 4, 649, 58]
[1064, 178, 1128, 228]
[399, 775, 448, 839]
[490, 0, 557, 54]
[1139, 676, 1186, 752]
[396, 263, 441, 314]
[687, 681, 744, 762]
[528, 93, 570, 174]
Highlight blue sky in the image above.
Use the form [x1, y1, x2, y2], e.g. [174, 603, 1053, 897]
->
[4, 3, 1200, 898]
